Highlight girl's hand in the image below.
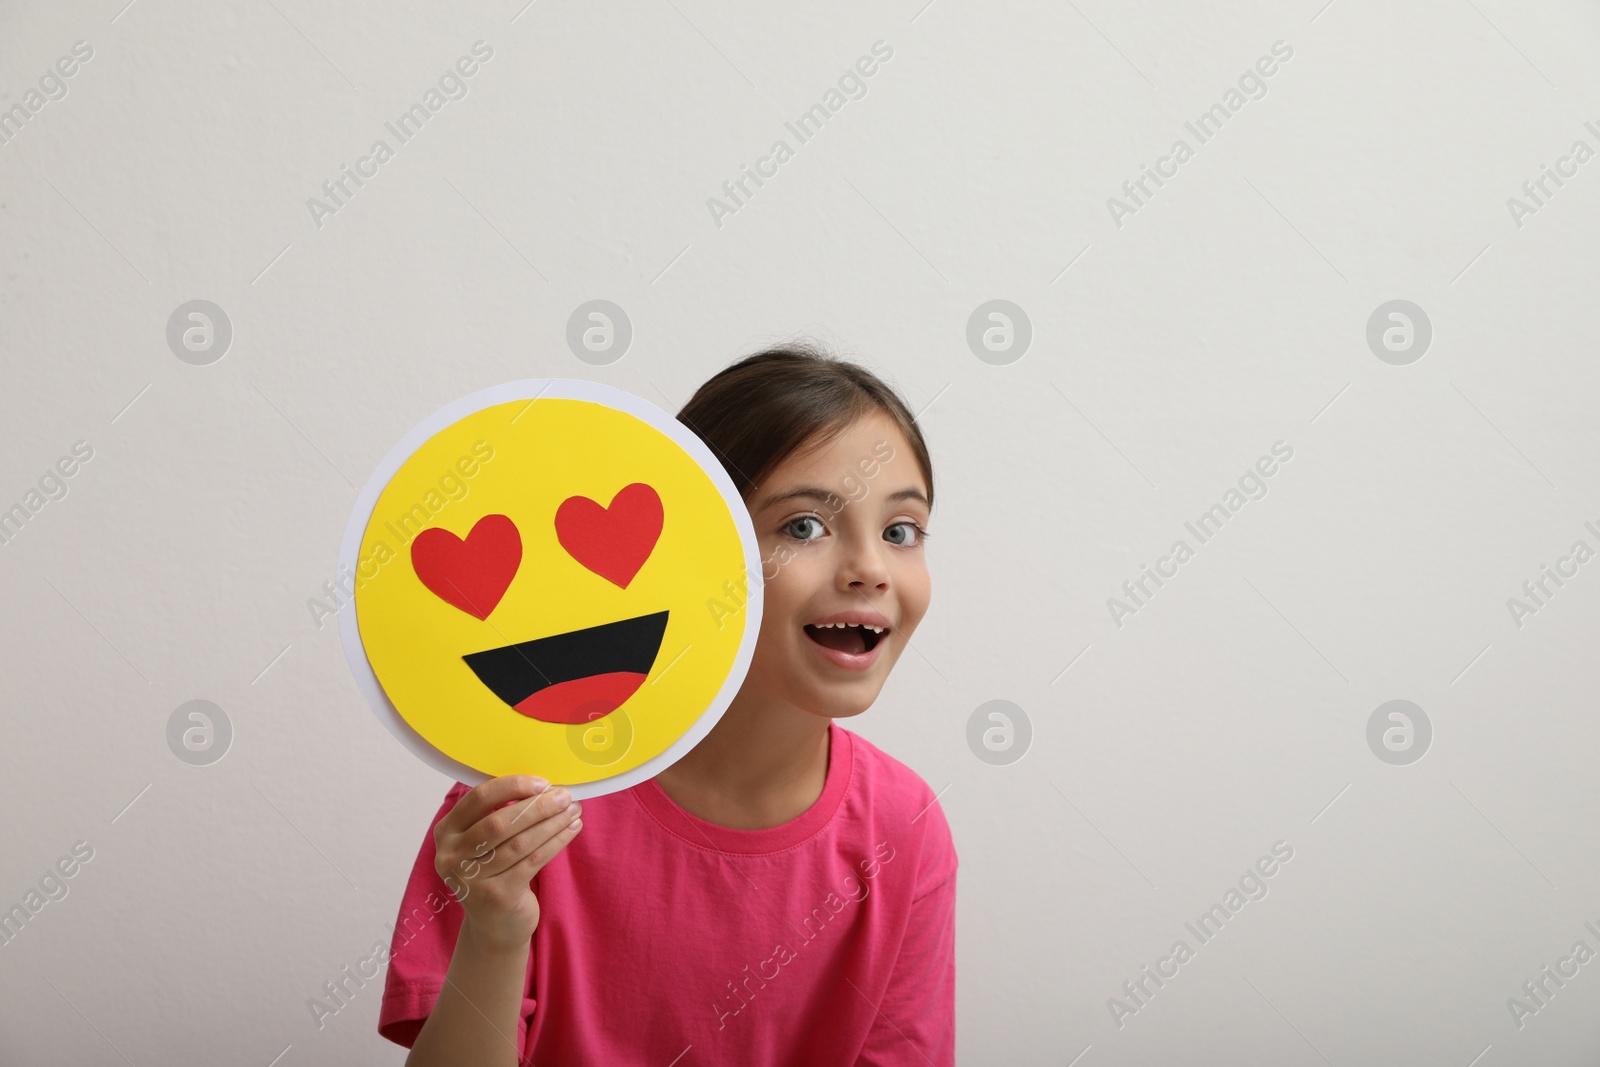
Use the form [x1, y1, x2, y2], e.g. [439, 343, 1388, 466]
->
[431, 775, 583, 950]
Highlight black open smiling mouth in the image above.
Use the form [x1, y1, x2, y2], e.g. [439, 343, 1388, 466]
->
[463, 610, 669, 725]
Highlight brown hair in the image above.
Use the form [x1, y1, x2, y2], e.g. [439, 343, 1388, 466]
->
[675, 340, 934, 512]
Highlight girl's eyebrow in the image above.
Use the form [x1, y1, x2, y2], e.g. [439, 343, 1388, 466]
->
[755, 485, 930, 511]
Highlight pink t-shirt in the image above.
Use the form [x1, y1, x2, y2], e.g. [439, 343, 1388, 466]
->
[378, 720, 958, 1065]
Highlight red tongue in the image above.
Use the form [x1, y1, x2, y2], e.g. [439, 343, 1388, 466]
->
[513, 672, 647, 724]
[807, 625, 867, 654]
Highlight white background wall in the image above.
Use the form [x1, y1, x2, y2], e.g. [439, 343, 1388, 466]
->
[3, 1, 1599, 1064]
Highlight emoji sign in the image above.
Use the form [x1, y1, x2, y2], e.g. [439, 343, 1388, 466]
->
[338, 379, 762, 797]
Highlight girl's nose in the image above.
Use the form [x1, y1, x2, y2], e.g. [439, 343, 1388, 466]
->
[838, 535, 890, 591]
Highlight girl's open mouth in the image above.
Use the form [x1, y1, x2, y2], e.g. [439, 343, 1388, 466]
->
[801, 621, 889, 671]
[803, 622, 884, 655]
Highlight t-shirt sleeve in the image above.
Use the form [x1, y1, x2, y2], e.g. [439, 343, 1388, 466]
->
[376, 782, 539, 1056]
[856, 796, 958, 1066]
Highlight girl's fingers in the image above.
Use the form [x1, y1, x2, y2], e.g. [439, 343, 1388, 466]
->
[460, 785, 574, 859]
[439, 775, 550, 836]
[474, 803, 582, 880]
[503, 812, 583, 881]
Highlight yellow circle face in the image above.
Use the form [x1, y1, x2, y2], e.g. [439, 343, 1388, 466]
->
[352, 393, 752, 785]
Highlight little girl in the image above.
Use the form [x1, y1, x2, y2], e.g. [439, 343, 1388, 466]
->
[377, 342, 957, 1065]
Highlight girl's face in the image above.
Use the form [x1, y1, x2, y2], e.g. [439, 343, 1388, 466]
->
[741, 411, 932, 719]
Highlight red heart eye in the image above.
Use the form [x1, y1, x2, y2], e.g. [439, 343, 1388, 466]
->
[410, 514, 522, 619]
[554, 483, 663, 589]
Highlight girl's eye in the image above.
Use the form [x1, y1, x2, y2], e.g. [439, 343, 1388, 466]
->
[783, 516, 826, 541]
[782, 516, 930, 545]
[885, 521, 928, 547]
